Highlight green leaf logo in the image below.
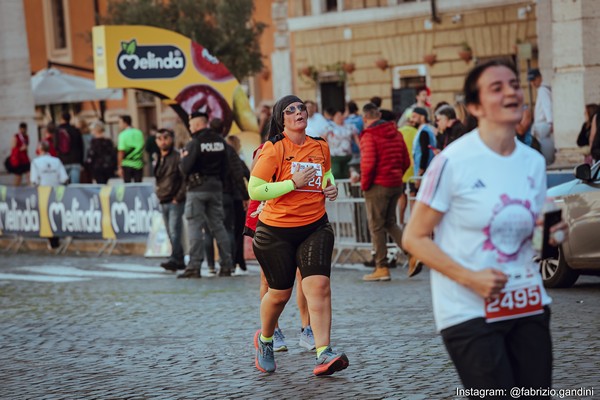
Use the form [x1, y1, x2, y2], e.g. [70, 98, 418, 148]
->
[0, 185, 6, 202]
[55, 186, 65, 202]
[115, 185, 125, 202]
[121, 39, 137, 55]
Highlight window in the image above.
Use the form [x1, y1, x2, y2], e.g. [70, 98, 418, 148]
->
[50, 0, 67, 50]
[43, 0, 71, 61]
[326, 0, 338, 12]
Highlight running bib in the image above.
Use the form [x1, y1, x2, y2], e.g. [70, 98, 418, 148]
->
[291, 162, 323, 193]
[484, 273, 543, 323]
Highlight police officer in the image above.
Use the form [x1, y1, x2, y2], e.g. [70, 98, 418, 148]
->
[178, 111, 234, 278]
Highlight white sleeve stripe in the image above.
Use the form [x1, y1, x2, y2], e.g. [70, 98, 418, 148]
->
[420, 155, 448, 205]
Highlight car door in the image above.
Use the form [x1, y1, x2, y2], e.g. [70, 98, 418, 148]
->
[562, 163, 600, 268]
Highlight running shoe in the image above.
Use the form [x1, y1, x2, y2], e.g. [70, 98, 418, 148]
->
[313, 346, 349, 376]
[254, 330, 276, 373]
[273, 328, 288, 352]
[205, 268, 217, 278]
[299, 325, 316, 351]
[231, 265, 248, 276]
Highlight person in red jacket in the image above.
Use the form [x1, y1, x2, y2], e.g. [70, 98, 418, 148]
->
[356, 102, 410, 281]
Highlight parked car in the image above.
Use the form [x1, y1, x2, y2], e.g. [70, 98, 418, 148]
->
[539, 162, 600, 288]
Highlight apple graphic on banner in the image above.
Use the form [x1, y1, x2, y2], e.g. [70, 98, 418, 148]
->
[175, 84, 233, 134]
[191, 42, 233, 82]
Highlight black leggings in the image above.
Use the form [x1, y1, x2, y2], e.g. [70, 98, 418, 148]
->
[252, 215, 334, 290]
[441, 307, 552, 399]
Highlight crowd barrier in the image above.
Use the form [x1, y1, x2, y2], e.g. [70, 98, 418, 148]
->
[325, 178, 419, 266]
[0, 183, 162, 255]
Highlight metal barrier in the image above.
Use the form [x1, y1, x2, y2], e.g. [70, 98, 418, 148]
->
[326, 177, 421, 266]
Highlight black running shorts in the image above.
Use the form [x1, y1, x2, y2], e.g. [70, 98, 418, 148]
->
[252, 214, 334, 290]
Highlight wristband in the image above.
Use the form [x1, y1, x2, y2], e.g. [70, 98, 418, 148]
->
[291, 178, 297, 189]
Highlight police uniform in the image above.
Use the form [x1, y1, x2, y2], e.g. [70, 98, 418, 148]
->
[179, 124, 233, 277]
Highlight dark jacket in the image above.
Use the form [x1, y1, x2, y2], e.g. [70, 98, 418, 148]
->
[58, 123, 84, 165]
[85, 137, 116, 173]
[155, 148, 186, 204]
[360, 120, 410, 191]
[180, 128, 229, 192]
[223, 144, 249, 201]
[436, 120, 468, 150]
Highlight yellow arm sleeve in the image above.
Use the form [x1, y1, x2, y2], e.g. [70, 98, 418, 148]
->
[322, 170, 335, 189]
[248, 176, 295, 201]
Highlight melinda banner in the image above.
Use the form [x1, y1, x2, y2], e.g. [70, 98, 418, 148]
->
[0, 184, 161, 239]
[92, 25, 262, 165]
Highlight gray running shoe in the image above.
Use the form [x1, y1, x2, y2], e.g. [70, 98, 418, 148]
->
[313, 346, 349, 376]
[254, 330, 276, 373]
[299, 325, 315, 351]
[273, 328, 288, 352]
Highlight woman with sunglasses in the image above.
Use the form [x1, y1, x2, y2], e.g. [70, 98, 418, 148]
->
[248, 95, 348, 376]
[403, 60, 567, 393]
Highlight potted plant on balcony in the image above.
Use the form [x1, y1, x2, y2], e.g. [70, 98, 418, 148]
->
[375, 58, 389, 71]
[423, 53, 437, 66]
[458, 42, 473, 63]
[342, 62, 356, 74]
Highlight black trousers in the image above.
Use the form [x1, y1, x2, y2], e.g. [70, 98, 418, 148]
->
[122, 166, 143, 183]
[441, 307, 552, 399]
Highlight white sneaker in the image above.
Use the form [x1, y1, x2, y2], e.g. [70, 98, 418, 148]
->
[231, 266, 248, 276]
[299, 325, 316, 351]
[205, 268, 216, 277]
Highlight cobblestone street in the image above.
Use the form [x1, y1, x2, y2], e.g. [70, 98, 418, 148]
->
[0, 254, 598, 399]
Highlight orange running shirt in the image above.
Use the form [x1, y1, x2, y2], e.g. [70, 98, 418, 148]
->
[252, 133, 332, 227]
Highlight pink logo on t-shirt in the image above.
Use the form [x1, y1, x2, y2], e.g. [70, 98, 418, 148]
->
[482, 194, 536, 262]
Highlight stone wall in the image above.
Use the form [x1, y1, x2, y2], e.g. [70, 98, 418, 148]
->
[292, 2, 537, 111]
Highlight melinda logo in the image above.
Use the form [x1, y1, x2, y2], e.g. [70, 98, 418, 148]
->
[117, 39, 186, 79]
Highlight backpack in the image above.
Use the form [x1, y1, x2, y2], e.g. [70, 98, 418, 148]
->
[57, 128, 71, 155]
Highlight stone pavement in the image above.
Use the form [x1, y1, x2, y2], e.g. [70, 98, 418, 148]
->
[0, 254, 598, 400]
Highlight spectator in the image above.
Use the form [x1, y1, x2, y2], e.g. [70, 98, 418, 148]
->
[76, 118, 93, 183]
[435, 106, 468, 150]
[4, 122, 30, 187]
[397, 86, 432, 128]
[411, 107, 437, 184]
[370, 96, 396, 122]
[344, 101, 364, 134]
[515, 104, 541, 153]
[576, 103, 598, 148]
[325, 108, 356, 179]
[154, 128, 186, 272]
[145, 124, 160, 170]
[31, 140, 68, 249]
[257, 104, 272, 142]
[528, 68, 555, 165]
[398, 116, 419, 225]
[305, 100, 330, 137]
[226, 134, 251, 276]
[590, 112, 600, 163]
[37, 123, 58, 157]
[357, 103, 410, 282]
[117, 115, 145, 183]
[57, 112, 84, 184]
[85, 121, 117, 184]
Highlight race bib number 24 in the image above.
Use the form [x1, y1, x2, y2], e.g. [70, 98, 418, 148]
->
[290, 162, 323, 192]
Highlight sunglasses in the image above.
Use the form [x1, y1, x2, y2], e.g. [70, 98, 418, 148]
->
[283, 104, 307, 115]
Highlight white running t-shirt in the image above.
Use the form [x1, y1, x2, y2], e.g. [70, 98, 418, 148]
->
[417, 130, 552, 332]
